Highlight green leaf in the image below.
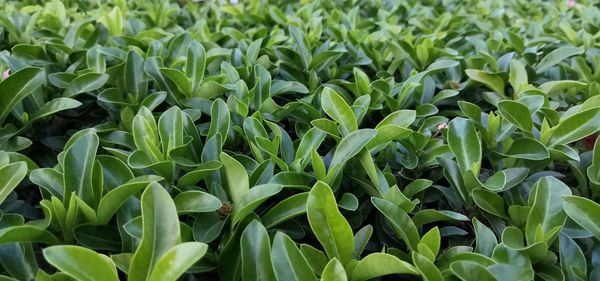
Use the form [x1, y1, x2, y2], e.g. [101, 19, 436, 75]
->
[327, 129, 377, 182]
[271, 232, 317, 281]
[404, 179, 433, 198]
[498, 100, 533, 131]
[174, 191, 222, 213]
[73, 224, 121, 251]
[353, 225, 373, 259]
[420, 227, 441, 258]
[321, 87, 358, 135]
[538, 80, 587, 95]
[307, 181, 354, 265]
[358, 148, 378, 191]
[187, 41, 206, 94]
[412, 209, 469, 226]
[550, 143, 580, 162]
[353, 67, 371, 95]
[473, 218, 498, 256]
[43, 245, 119, 281]
[371, 197, 419, 250]
[232, 184, 282, 226]
[65, 73, 109, 97]
[559, 234, 587, 281]
[413, 252, 443, 281]
[320, 258, 347, 281]
[63, 131, 99, 206]
[253, 65, 271, 109]
[500, 138, 549, 160]
[0, 161, 27, 204]
[193, 212, 226, 243]
[145, 57, 184, 104]
[366, 125, 411, 152]
[207, 99, 230, 145]
[300, 244, 329, 276]
[195, 80, 233, 99]
[177, 160, 222, 187]
[30, 98, 81, 122]
[450, 261, 496, 281]
[563, 196, 600, 241]
[472, 189, 507, 218]
[220, 152, 249, 207]
[0, 239, 36, 280]
[351, 253, 419, 281]
[509, 59, 528, 94]
[97, 180, 158, 224]
[293, 128, 326, 168]
[241, 220, 276, 281]
[526, 177, 572, 244]
[588, 137, 600, 185]
[262, 192, 308, 228]
[375, 110, 416, 128]
[148, 242, 208, 281]
[99, 6, 123, 36]
[416, 103, 438, 117]
[536, 47, 584, 73]
[465, 69, 505, 97]
[132, 107, 162, 162]
[289, 26, 311, 69]
[125, 50, 148, 99]
[447, 117, 481, 176]
[547, 108, 600, 146]
[128, 182, 181, 281]
[0, 67, 45, 123]
[0, 223, 55, 244]
[338, 193, 358, 211]
[158, 106, 184, 156]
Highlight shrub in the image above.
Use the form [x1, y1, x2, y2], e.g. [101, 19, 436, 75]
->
[0, 0, 599, 280]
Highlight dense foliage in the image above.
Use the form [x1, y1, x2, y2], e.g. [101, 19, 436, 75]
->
[1, 0, 600, 280]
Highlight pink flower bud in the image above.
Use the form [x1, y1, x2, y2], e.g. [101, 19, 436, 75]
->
[1, 70, 8, 80]
[230, 0, 238, 4]
[437, 123, 449, 130]
[567, 0, 576, 8]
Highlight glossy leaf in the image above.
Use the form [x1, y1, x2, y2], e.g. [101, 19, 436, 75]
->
[241, 220, 276, 281]
[43, 245, 119, 281]
[447, 117, 481, 176]
[548, 108, 600, 146]
[563, 196, 600, 240]
[526, 177, 572, 244]
[536, 47, 584, 73]
[262, 192, 308, 228]
[321, 87, 357, 135]
[307, 181, 354, 265]
[0, 67, 45, 123]
[271, 232, 317, 281]
[220, 152, 249, 206]
[128, 183, 181, 281]
[351, 253, 419, 281]
[320, 258, 347, 281]
[0, 161, 27, 204]
[372, 197, 419, 250]
[465, 69, 505, 97]
[173, 191, 222, 214]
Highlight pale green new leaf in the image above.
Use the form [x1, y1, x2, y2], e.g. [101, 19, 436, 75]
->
[321, 87, 357, 135]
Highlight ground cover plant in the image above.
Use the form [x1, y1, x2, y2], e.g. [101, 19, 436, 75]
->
[0, 0, 600, 280]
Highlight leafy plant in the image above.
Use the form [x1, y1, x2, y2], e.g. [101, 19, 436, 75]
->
[0, 0, 599, 280]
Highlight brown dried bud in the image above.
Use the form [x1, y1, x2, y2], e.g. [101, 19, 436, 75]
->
[448, 80, 461, 90]
[217, 201, 234, 217]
